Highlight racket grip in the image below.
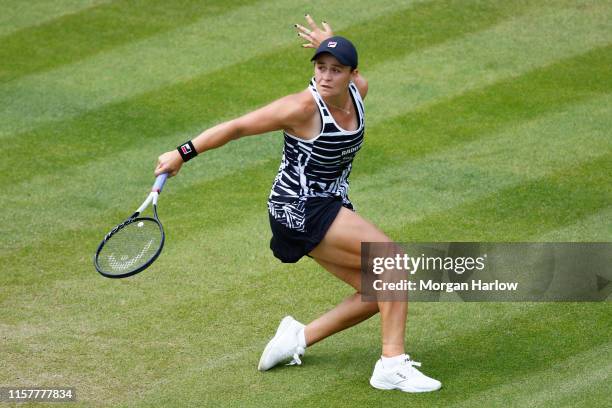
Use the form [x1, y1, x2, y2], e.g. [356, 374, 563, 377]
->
[152, 173, 168, 193]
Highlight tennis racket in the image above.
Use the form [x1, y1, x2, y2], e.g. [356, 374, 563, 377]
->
[94, 173, 168, 278]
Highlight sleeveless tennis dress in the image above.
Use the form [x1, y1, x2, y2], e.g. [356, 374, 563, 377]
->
[268, 78, 365, 262]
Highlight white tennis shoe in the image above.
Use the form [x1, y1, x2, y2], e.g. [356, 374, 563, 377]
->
[369, 354, 442, 393]
[258, 316, 305, 371]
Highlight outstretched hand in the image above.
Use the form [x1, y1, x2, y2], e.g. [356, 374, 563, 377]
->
[295, 14, 333, 48]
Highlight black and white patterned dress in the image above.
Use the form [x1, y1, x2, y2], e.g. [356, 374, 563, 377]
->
[268, 78, 365, 232]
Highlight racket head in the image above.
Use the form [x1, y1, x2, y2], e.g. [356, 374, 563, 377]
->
[94, 215, 165, 278]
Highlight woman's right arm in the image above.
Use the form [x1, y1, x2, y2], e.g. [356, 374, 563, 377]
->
[155, 93, 312, 177]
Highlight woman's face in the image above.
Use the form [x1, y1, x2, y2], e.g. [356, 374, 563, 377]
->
[313, 53, 354, 98]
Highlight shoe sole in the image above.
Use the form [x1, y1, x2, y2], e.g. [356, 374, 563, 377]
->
[369, 378, 442, 393]
[258, 316, 294, 371]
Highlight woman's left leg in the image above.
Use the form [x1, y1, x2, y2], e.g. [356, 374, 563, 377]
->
[303, 258, 378, 346]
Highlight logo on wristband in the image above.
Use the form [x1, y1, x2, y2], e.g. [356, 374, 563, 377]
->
[177, 140, 197, 162]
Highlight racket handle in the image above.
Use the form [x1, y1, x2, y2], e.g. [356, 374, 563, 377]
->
[152, 173, 168, 193]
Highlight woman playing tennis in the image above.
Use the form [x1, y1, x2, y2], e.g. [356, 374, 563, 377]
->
[155, 15, 441, 393]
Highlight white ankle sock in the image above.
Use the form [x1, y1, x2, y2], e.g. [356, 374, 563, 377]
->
[381, 354, 405, 369]
[297, 327, 307, 349]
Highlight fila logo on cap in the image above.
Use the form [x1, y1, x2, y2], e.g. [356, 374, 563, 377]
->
[181, 144, 192, 154]
[327, 41, 337, 48]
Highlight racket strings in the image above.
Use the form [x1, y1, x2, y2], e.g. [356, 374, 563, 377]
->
[97, 219, 162, 274]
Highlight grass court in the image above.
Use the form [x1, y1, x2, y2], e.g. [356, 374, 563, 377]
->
[1, 0, 611, 406]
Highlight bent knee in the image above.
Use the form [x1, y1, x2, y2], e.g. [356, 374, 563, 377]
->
[356, 293, 379, 311]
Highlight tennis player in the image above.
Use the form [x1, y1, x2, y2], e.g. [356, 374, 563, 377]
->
[155, 15, 441, 393]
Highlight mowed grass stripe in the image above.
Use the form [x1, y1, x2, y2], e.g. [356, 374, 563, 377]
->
[0, 50, 305, 186]
[0, 0, 539, 187]
[351, 0, 534, 64]
[0, 0, 262, 83]
[355, 93, 611, 231]
[448, 342, 612, 408]
[0, 0, 423, 138]
[357, 44, 611, 174]
[383, 153, 611, 242]
[534, 207, 612, 241]
[364, 0, 612, 121]
[0, 0, 112, 37]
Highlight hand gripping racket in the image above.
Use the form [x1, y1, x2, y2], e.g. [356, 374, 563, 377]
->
[94, 173, 168, 278]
